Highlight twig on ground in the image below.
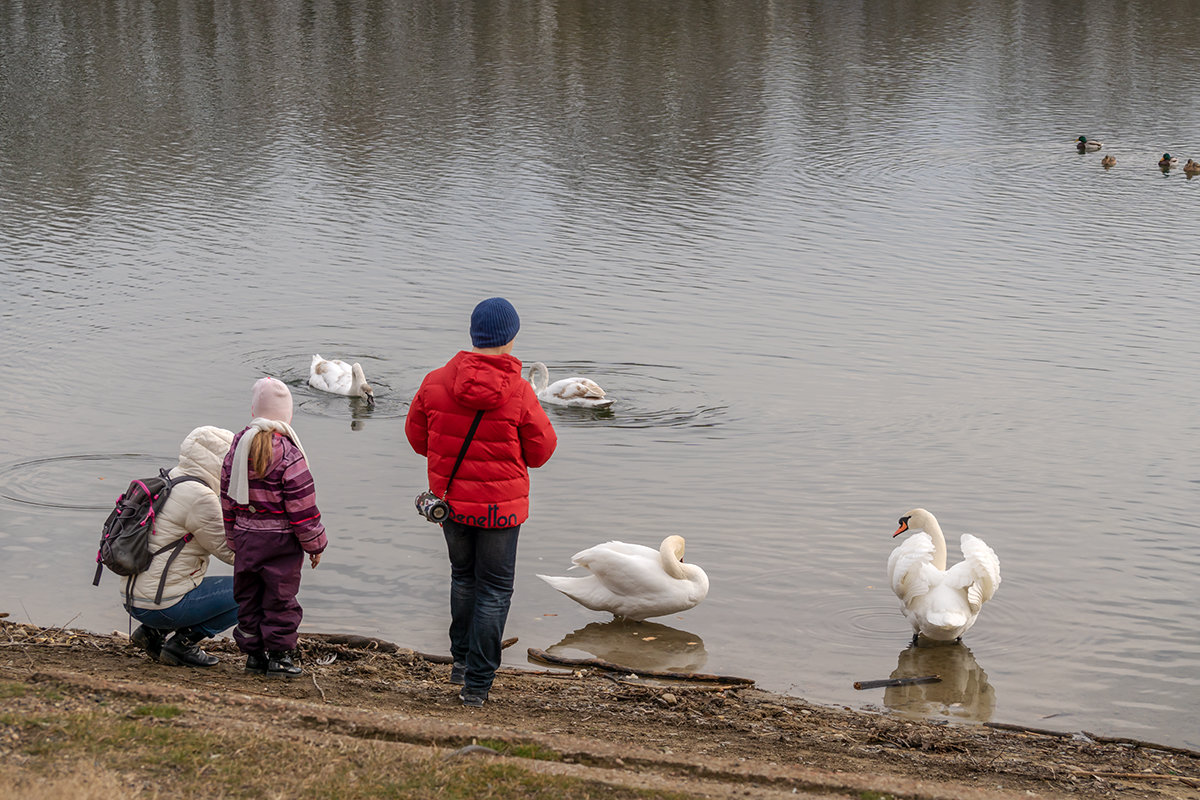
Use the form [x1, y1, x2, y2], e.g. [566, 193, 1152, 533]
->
[311, 672, 327, 703]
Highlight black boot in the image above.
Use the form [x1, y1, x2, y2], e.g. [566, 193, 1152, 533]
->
[160, 629, 219, 668]
[244, 652, 268, 675]
[131, 625, 167, 661]
[266, 649, 302, 678]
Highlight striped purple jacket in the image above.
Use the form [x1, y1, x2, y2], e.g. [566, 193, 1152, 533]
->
[219, 428, 327, 555]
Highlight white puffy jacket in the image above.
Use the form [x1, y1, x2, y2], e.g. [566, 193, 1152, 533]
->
[122, 426, 237, 609]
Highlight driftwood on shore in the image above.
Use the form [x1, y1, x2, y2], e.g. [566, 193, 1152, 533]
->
[298, 632, 518, 664]
[526, 647, 755, 685]
[853, 675, 941, 690]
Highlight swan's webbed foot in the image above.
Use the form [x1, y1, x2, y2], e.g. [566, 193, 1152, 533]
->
[910, 633, 920, 647]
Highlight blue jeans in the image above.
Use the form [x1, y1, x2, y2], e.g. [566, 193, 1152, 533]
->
[443, 519, 520, 694]
[128, 576, 239, 639]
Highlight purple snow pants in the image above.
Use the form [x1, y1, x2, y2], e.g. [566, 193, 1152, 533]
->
[231, 527, 305, 653]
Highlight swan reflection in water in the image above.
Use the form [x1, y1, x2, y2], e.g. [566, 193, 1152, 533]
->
[349, 396, 374, 431]
[544, 619, 708, 674]
[884, 641, 996, 722]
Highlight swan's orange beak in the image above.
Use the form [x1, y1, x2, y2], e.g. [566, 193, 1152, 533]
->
[892, 520, 908, 537]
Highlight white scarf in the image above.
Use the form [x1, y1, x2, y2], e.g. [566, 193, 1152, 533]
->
[227, 418, 308, 505]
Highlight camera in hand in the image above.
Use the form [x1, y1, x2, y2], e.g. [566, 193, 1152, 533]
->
[414, 490, 451, 523]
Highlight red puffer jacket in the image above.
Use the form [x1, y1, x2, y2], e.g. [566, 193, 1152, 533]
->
[406, 351, 557, 528]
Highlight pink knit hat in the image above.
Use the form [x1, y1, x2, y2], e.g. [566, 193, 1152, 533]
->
[250, 377, 293, 423]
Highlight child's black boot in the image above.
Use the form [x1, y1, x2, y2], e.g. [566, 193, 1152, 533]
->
[244, 652, 268, 675]
[160, 629, 218, 668]
[267, 649, 303, 678]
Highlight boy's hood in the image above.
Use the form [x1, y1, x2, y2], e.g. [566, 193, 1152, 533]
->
[448, 351, 525, 410]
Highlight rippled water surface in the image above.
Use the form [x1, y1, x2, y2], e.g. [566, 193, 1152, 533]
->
[2, 0, 1198, 749]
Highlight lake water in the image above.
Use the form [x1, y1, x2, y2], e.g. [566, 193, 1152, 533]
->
[2, 0, 1198, 750]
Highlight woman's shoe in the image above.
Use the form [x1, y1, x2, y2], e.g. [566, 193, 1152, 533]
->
[131, 625, 167, 660]
[266, 650, 303, 678]
[159, 630, 218, 668]
[244, 652, 268, 675]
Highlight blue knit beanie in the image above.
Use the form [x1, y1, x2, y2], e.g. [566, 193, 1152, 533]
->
[470, 297, 521, 348]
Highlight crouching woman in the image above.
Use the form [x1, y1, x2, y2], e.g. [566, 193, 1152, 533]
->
[124, 426, 240, 667]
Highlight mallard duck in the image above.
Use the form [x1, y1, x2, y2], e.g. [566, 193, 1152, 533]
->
[1100, 155, 1116, 168]
[888, 509, 1001, 644]
[1075, 136, 1102, 152]
[308, 354, 375, 405]
[1159, 153, 1178, 169]
[1183, 159, 1200, 175]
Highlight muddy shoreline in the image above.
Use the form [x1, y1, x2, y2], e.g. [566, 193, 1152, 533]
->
[2, 618, 1197, 799]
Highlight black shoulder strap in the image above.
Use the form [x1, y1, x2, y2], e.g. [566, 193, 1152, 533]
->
[444, 410, 485, 499]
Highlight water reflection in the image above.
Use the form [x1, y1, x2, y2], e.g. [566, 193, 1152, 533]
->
[884, 642, 996, 723]
[544, 620, 708, 674]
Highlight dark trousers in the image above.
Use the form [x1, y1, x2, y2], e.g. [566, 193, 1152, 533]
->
[443, 519, 520, 693]
[232, 543, 304, 653]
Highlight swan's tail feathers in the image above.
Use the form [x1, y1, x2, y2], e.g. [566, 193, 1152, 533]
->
[959, 534, 1001, 609]
[537, 573, 586, 595]
[924, 610, 969, 631]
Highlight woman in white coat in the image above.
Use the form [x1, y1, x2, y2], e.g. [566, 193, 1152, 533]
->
[123, 426, 240, 668]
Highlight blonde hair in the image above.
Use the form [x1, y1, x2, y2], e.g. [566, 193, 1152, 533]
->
[248, 430, 274, 478]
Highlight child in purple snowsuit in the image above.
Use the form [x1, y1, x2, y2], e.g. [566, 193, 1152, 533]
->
[220, 377, 327, 678]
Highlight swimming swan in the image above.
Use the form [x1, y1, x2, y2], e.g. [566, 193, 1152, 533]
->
[888, 508, 1000, 644]
[308, 354, 375, 405]
[527, 361, 613, 408]
[537, 535, 709, 621]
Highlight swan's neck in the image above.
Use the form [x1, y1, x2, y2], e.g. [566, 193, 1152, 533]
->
[531, 362, 549, 392]
[660, 538, 687, 579]
[924, 518, 948, 571]
[351, 365, 367, 392]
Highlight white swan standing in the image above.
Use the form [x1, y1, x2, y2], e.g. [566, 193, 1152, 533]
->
[887, 508, 1000, 644]
[527, 362, 613, 409]
[537, 535, 709, 621]
[308, 354, 375, 405]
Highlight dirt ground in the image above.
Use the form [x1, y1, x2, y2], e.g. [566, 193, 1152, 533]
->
[1, 618, 1197, 800]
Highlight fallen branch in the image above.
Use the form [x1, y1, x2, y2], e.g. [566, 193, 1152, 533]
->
[854, 675, 940, 690]
[1080, 731, 1200, 759]
[526, 647, 754, 685]
[299, 633, 400, 653]
[1065, 768, 1199, 783]
[415, 638, 518, 665]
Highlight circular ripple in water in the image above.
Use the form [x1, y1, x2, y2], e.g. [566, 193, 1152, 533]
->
[243, 350, 408, 420]
[532, 362, 728, 430]
[0, 453, 165, 511]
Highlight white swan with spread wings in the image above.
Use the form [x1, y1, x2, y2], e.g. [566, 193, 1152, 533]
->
[888, 508, 1000, 644]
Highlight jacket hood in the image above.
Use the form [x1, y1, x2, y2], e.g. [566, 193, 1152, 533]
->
[178, 426, 235, 490]
[448, 351, 525, 410]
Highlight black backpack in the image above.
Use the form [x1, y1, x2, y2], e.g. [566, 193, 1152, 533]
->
[92, 468, 207, 606]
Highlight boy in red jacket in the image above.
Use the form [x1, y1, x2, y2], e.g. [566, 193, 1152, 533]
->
[405, 297, 557, 707]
